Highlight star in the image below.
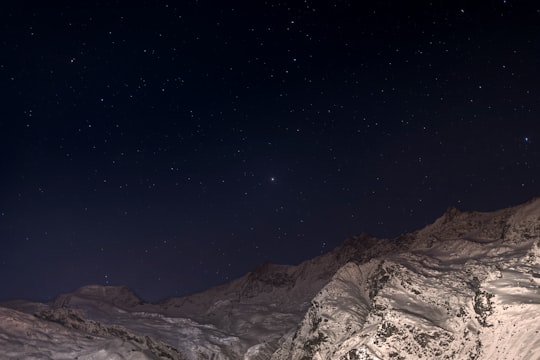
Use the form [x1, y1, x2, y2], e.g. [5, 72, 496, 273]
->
[2, 0, 540, 304]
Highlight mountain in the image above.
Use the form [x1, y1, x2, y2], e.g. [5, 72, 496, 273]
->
[2, 198, 540, 359]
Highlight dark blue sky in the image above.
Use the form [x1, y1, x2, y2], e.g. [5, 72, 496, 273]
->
[1, 0, 540, 302]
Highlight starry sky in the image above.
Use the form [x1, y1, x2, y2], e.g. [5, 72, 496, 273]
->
[1, 1, 540, 302]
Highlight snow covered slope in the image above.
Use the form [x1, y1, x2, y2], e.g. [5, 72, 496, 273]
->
[271, 199, 540, 360]
[2, 198, 540, 359]
[0, 305, 183, 359]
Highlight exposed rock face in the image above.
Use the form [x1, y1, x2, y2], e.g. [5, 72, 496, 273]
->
[267, 198, 540, 360]
[1, 198, 540, 359]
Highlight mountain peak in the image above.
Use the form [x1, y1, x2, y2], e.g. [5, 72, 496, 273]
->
[3, 197, 540, 359]
[442, 205, 462, 221]
[52, 285, 145, 310]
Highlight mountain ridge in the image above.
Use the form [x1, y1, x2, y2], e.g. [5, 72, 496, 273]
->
[1, 198, 540, 359]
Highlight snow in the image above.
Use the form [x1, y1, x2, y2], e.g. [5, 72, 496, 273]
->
[2, 198, 540, 359]
[0, 307, 156, 360]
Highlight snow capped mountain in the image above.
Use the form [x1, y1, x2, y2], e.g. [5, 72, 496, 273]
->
[2, 199, 540, 359]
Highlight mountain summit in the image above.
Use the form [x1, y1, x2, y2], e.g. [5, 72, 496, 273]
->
[2, 199, 540, 359]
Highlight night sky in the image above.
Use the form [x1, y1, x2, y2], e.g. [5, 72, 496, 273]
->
[2, 1, 540, 302]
